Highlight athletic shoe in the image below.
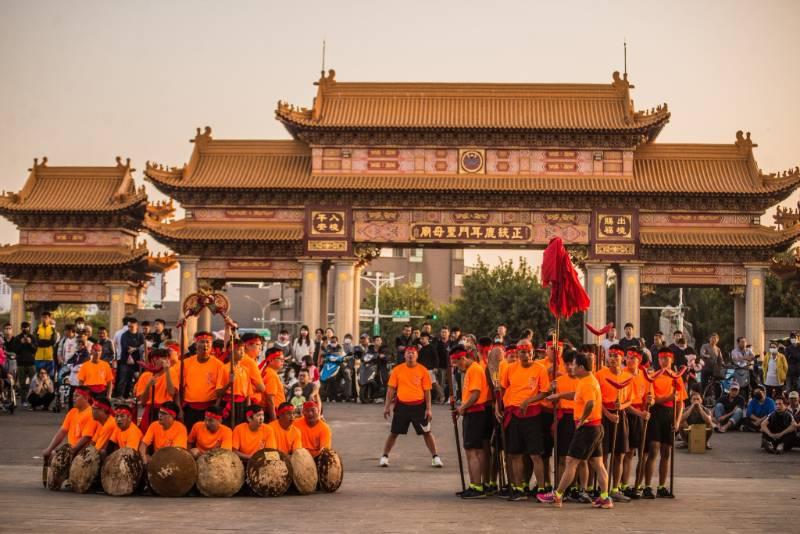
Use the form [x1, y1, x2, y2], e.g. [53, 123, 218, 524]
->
[542, 484, 553, 493]
[379, 455, 389, 467]
[592, 496, 614, 509]
[432, 455, 444, 468]
[460, 487, 486, 499]
[495, 486, 513, 499]
[536, 491, 562, 507]
[575, 489, 594, 503]
[565, 488, 582, 503]
[589, 488, 601, 500]
[509, 489, 528, 501]
[483, 483, 498, 496]
[641, 487, 656, 499]
[610, 490, 631, 503]
[656, 486, 674, 498]
[623, 486, 640, 500]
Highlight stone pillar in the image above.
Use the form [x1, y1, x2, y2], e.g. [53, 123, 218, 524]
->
[178, 256, 199, 339]
[745, 266, 766, 355]
[107, 282, 129, 336]
[614, 267, 623, 329]
[584, 263, 608, 345]
[320, 263, 330, 328]
[300, 260, 322, 329]
[334, 260, 356, 337]
[618, 264, 642, 337]
[8, 280, 26, 333]
[352, 264, 364, 336]
[733, 292, 746, 340]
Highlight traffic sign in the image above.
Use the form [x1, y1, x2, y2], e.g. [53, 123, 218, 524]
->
[360, 309, 373, 317]
[372, 323, 381, 336]
[391, 309, 411, 322]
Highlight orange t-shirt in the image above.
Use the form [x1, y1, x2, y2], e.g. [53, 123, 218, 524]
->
[262, 367, 285, 407]
[267, 420, 302, 454]
[501, 362, 547, 408]
[181, 356, 224, 403]
[573, 374, 603, 424]
[628, 371, 649, 407]
[135, 369, 178, 405]
[533, 359, 555, 409]
[388, 363, 431, 403]
[77, 360, 113, 387]
[111, 423, 143, 450]
[462, 362, 490, 406]
[555, 373, 578, 411]
[89, 416, 118, 450]
[232, 422, 276, 456]
[142, 421, 188, 450]
[61, 406, 94, 446]
[216, 363, 253, 399]
[594, 367, 633, 407]
[293, 417, 332, 458]
[652, 372, 688, 407]
[188, 422, 233, 451]
[240, 356, 264, 391]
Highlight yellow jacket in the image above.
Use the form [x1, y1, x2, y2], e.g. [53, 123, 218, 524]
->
[762, 352, 788, 385]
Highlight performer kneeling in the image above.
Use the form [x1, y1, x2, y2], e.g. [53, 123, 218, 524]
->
[268, 402, 303, 454]
[108, 403, 142, 453]
[188, 405, 233, 458]
[538, 352, 612, 509]
[232, 406, 276, 462]
[295, 401, 332, 458]
[139, 401, 188, 465]
[452, 348, 491, 499]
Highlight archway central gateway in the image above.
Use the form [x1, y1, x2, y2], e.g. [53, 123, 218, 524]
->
[144, 70, 800, 352]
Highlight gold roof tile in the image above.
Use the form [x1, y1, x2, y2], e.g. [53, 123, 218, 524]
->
[144, 218, 303, 243]
[0, 245, 148, 267]
[640, 225, 800, 249]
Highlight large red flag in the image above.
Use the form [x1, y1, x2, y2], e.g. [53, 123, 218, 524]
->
[541, 237, 591, 318]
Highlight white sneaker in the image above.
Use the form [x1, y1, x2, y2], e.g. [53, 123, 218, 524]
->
[432, 455, 444, 468]
[379, 455, 389, 467]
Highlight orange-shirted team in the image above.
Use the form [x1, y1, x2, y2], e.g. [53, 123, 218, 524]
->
[42, 330, 334, 493]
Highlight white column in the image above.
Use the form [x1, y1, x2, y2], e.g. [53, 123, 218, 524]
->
[334, 260, 356, 337]
[107, 282, 128, 336]
[745, 266, 766, 355]
[733, 293, 746, 340]
[618, 264, 642, 337]
[584, 263, 608, 345]
[178, 256, 199, 339]
[352, 264, 364, 337]
[8, 280, 26, 333]
[300, 260, 322, 329]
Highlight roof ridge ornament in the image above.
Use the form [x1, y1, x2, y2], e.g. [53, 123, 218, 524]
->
[735, 130, 757, 154]
[115, 156, 133, 170]
[29, 157, 48, 172]
[191, 126, 213, 149]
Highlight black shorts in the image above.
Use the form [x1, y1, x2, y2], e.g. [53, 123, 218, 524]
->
[540, 411, 554, 456]
[463, 408, 492, 449]
[505, 414, 543, 456]
[602, 410, 629, 455]
[567, 423, 604, 460]
[646, 404, 675, 445]
[391, 402, 430, 435]
[557, 413, 575, 457]
[627, 411, 644, 450]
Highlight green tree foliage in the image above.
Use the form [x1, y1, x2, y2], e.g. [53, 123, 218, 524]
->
[442, 259, 582, 345]
[765, 272, 800, 317]
[360, 283, 438, 342]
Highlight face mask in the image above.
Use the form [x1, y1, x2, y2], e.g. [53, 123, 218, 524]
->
[769, 348, 777, 354]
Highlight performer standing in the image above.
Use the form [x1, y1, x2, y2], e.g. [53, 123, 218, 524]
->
[538, 352, 612, 508]
[187, 405, 233, 457]
[498, 340, 549, 501]
[379, 346, 443, 468]
[76, 344, 114, 398]
[260, 347, 286, 422]
[595, 345, 633, 502]
[642, 348, 686, 498]
[135, 348, 177, 432]
[452, 347, 492, 498]
[42, 386, 94, 460]
[232, 406, 276, 462]
[216, 341, 264, 426]
[180, 332, 225, 430]
[294, 401, 332, 458]
[139, 401, 188, 465]
[621, 347, 651, 499]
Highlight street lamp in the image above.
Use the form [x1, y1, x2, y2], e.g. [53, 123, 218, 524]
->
[243, 294, 281, 329]
[361, 273, 404, 336]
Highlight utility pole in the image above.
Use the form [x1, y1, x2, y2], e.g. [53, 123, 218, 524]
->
[360, 273, 404, 336]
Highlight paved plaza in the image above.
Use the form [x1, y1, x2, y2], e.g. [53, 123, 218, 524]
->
[0, 403, 798, 533]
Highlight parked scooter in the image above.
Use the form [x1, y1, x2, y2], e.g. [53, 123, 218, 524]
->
[320, 351, 355, 402]
[357, 345, 381, 403]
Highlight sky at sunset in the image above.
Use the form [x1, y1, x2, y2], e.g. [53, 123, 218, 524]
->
[1, 0, 798, 300]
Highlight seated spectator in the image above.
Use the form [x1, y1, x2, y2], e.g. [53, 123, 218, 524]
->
[787, 391, 800, 423]
[714, 382, 745, 432]
[678, 391, 715, 449]
[28, 367, 55, 411]
[743, 386, 776, 432]
[760, 397, 797, 454]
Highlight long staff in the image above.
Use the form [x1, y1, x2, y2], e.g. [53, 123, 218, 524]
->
[447, 361, 466, 493]
[550, 327, 560, 485]
[635, 367, 661, 489]
[227, 321, 236, 429]
[485, 348, 510, 494]
[666, 366, 687, 497]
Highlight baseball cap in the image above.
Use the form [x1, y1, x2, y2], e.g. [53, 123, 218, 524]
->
[789, 391, 799, 399]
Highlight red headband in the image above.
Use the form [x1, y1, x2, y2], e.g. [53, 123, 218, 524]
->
[265, 350, 283, 363]
[626, 350, 643, 360]
[245, 406, 263, 418]
[74, 388, 92, 400]
[204, 411, 223, 421]
[450, 350, 467, 361]
[93, 399, 113, 413]
[405, 347, 418, 355]
[91, 343, 103, 353]
[160, 406, 177, 418]
[609, 348, 625, 356]
[115, 406, 134, 417]
[302, 401, 318, 411]
[276, 405, 294, 416]
[195, 334, 213, 341]
[165, 342, 179, 352]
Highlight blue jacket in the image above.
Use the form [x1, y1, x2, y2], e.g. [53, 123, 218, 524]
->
[746, 397, 775, 418]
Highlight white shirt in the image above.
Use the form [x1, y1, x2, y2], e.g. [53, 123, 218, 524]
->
[765, 356, 780, 386]
[601, 337, 619, 353]
[113, 325, 128, 361]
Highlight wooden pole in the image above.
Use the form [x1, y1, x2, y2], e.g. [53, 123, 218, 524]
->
[447, 362, 466, 493]
[551, 322, 560, 486]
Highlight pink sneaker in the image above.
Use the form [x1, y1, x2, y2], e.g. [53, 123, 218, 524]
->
[592, 496, 614, 509]
[537, 491, 563, 507]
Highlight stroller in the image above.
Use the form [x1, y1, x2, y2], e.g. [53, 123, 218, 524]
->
[54, 364, 72, 413]
[0, 352, 17, 414]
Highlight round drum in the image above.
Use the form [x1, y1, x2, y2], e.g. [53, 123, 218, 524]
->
[147, 447, 197, 497]
[196, 449, 244, 498]
[246, 448, 292, 497]
[45, 443, 72, 491]
[101, 447, 144, 496]
[290, 448, 318, 495]
[316, 448, 343, 493]
[69, 445, 101, 493]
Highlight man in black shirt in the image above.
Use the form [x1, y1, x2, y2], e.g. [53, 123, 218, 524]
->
[785, 332, 800, 393]
[115, 318, 144, 399]
[395, 325, 414, 365]
[618, 322, 640, 350]
[760, 397, 797, 453]
[713, 382, 745, 432]
[668, 330, 692, 370]
[10, 322, 37, 403]
[417, 332, 443, 402]
[649, 331, 666, 370]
